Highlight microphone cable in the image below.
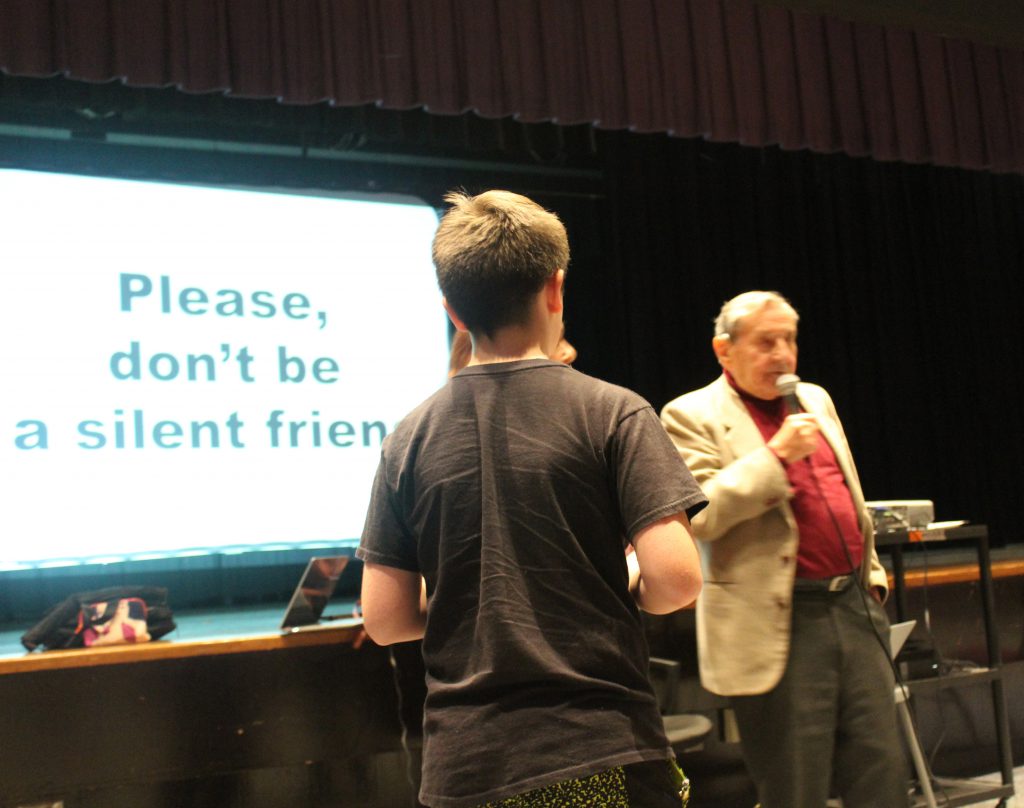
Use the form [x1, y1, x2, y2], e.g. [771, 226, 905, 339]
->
[782, 377, 950, 804]
[388, 644, 425, 808]
[807, 465, 950, 804]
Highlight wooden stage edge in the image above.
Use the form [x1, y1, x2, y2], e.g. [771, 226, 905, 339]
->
[895, 558, 1024, 589]
[0, 623, 364, 676]
[2, 558, 1020, 677]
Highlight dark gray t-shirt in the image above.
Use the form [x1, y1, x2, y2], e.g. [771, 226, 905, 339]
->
[357, 359, 706, 808]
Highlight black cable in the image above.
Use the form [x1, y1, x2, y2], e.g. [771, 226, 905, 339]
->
[388, 645, 422, 808]
[805, 458, 953, 805]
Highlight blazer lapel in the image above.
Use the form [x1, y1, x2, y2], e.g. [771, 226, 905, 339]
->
[711, 376, 767, 461]
[809, 398, 844, 460]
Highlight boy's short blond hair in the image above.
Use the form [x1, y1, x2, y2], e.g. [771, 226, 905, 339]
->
[433, 190, 569, 337]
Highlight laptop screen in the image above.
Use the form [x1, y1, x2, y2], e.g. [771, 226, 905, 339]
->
[280, 556, 350, 631]
[889, 620, 916, 659]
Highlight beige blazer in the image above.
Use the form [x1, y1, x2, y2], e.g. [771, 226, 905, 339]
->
[660, 375, 887, 697]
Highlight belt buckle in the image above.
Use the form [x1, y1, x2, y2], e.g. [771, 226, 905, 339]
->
[828, 575, 849, 592]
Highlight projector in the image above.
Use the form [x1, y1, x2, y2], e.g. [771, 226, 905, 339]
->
[864, 500, 935, 531]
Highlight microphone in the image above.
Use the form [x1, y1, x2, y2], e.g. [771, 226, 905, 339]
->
[775, 373, 801, 415]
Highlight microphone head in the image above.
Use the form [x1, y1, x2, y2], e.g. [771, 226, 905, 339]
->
[775, 373, 800, 398]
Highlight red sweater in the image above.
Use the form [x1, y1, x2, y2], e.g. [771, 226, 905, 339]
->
[728, 374, 864, 578]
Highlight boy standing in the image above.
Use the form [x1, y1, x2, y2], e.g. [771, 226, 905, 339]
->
[358, 190, 705, 807]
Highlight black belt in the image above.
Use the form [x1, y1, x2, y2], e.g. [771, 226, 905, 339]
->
[792, 574, 853, 594]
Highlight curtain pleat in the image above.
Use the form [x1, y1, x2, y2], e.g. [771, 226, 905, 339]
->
[1, 0, 1022, 171]
[594, 133, 1024, 539]
[759, 7, 804, 150]
[823, 16, 866, 156]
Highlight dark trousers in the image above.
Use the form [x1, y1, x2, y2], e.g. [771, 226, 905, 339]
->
[730, 582, 910, 808]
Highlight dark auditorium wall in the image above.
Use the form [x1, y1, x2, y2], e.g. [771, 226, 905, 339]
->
[1, 74, 1023, 551]
[579, 132, 1024, 545]
[453, 135, 1024, 546]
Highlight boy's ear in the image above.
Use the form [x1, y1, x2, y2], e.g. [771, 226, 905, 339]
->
[443, 298, 469, 332]
[544, 269, 566, 313]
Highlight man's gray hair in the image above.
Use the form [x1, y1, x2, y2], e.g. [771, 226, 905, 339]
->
[714, 291, 798, 339]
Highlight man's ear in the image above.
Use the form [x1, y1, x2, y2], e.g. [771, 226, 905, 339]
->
[544, 270, 566, 313]
[443, 298, 469, 332]
[711, 334, 731, 367]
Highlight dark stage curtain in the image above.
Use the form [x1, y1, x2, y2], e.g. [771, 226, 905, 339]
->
[575, 132, 1024, 543]
[1, 70, 1020, 538]
[2, 0, 1024, 173]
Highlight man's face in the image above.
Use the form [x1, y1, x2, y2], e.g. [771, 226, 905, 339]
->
[713, 305, 798, 400]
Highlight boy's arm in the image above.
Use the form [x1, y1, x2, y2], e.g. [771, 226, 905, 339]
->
[360, 562, 427, 645]
[629, 512, 703, 614]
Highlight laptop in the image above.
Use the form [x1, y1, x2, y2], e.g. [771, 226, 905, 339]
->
[889, 619, 916, 659]
[280, 555, 361, 633]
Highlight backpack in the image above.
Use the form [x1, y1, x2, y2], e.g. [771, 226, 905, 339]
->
[20, 585, 176, 652]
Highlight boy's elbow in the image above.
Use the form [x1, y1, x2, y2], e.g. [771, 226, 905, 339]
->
[361, 608, 425, 646]
[361, 611, 405, 646]
[680, 572, 703, 608]
[639, 568, 703, 615]
[667, 574, 703, 613]
[361, 615, 393, 646]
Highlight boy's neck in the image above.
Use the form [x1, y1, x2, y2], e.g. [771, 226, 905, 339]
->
[467, 323, 552, 366]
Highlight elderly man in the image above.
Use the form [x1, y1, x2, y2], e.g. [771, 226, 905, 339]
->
[660, 291, 907, 808]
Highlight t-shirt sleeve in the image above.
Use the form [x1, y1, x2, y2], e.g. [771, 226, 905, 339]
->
[612, 405, 708, 540]
[356, 453, 420, 572]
